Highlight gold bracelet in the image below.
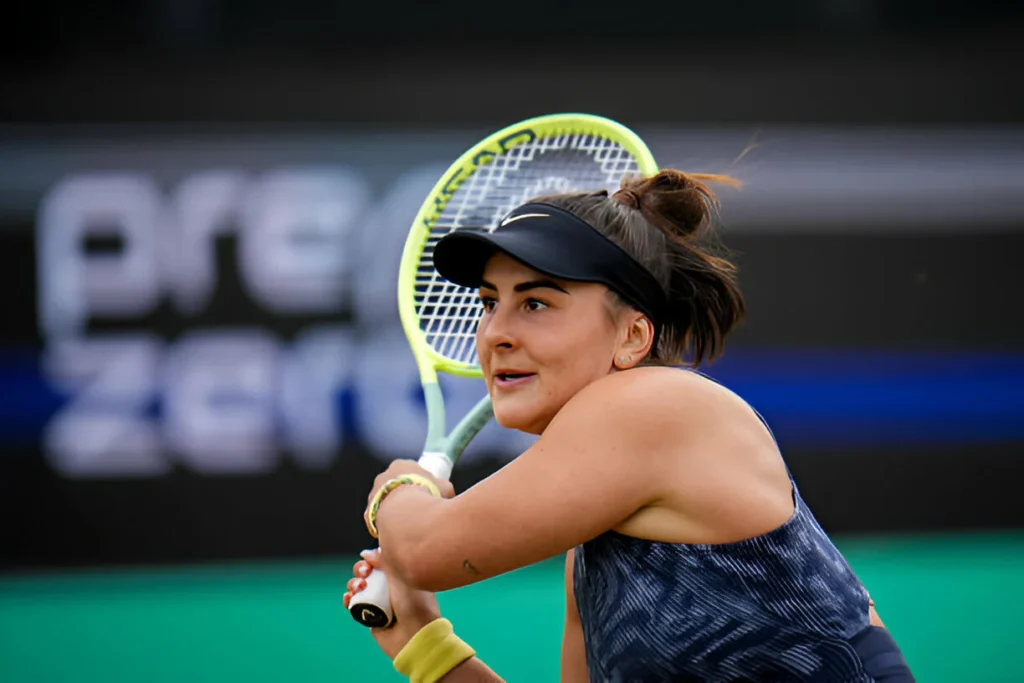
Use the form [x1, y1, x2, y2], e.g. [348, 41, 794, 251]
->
[366, 474, 442, 538]
[393, 618, 475, 683]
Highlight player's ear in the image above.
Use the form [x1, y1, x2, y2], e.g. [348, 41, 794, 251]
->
[612, 314, 654, 370]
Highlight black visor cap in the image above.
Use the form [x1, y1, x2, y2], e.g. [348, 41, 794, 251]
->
[432, 202, 667, 328]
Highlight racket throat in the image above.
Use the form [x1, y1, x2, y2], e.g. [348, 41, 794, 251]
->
[422, 381, 448, 448]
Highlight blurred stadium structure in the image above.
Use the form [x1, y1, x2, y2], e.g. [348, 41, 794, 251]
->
[1, 1, 1023, 681]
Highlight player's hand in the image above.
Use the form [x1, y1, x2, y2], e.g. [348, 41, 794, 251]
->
[367, 459, 456, 508]
[344, 548, 442, 659]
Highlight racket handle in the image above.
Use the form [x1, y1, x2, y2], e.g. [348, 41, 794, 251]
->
[349, 567, 394, 628]
[349, 451, 452, 628]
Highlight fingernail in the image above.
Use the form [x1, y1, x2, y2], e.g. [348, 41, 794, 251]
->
[360, 549, 373, 559]
[357, 565, 369, 577]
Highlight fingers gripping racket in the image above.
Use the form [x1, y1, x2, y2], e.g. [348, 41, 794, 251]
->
[348, 113, 658, 628]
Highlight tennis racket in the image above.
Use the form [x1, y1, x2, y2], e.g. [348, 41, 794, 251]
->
[348, 113, 658, 628]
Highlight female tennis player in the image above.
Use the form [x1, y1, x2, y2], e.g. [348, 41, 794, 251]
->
[343, 169, 915, 682]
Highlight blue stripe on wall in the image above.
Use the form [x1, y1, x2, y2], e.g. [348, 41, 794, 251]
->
[0, 349, 64, 446]
[0, 347, 1022, 448]
[705, 350, 1024, 446]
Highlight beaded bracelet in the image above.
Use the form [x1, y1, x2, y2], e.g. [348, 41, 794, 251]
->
[366, 474, 442, 538]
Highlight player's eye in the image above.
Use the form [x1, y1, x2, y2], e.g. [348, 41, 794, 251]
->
[479, 296, 497, 313]
[524, 298, 548, 312]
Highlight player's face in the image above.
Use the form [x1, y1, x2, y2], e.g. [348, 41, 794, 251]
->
[476, 253, 623, 434]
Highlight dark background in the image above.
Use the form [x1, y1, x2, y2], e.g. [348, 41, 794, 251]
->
[1, 0, 1023, 571]
[5, 1, 1024, 126]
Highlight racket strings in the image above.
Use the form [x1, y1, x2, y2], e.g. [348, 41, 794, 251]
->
[417, 133, 643, 367]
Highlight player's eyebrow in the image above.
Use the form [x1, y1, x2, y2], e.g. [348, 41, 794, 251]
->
[479, 278, 570, 294]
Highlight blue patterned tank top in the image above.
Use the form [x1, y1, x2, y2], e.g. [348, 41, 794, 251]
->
[572, 479, 897, 682]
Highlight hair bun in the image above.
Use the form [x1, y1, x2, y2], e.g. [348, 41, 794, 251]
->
[648, 168, 697, 192]
[610, 188, 641, 209]
[617, 169, 740, 241]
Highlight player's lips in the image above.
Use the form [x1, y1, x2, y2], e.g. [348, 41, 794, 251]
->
[492, 369, 536, 388]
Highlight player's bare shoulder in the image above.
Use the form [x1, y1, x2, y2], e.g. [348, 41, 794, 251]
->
[587, 365, 727, 405]
[548, 367, 719, 444]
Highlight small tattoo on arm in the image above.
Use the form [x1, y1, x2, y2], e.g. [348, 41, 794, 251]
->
[462, 559, 480, 576]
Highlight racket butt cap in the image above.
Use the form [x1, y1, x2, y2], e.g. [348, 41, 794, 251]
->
[350, 603, 392, 628]
[349, 568, 395, 628]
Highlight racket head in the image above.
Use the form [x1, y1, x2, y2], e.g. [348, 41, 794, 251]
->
[398, 113, 659, 384]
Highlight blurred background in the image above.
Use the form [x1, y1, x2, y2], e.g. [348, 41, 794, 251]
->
[2, 1, 1024, 681]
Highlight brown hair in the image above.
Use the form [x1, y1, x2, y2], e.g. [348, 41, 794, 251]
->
[531, 169, 745, 367]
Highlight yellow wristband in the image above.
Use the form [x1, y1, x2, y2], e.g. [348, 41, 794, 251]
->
[366, 474, 442, 538]
[393, 618, 475, 683]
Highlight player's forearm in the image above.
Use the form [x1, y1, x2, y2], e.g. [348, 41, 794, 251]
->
[375, 486, 449, 587]
[375, 486, 506, 593]
[438, 657, 504, 682]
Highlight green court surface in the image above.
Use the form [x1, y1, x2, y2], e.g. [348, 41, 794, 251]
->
[1, 533, 1022, 682]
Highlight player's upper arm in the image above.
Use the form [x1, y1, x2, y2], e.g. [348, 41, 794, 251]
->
[390, 371, 688, 592]
[562, 549, 589, 683]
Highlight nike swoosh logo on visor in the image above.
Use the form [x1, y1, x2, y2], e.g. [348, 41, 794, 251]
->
[489, 212, 550, 232]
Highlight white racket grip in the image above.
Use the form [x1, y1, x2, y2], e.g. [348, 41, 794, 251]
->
[349, 566, 394, 628]
[418, 451, 453, 480]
